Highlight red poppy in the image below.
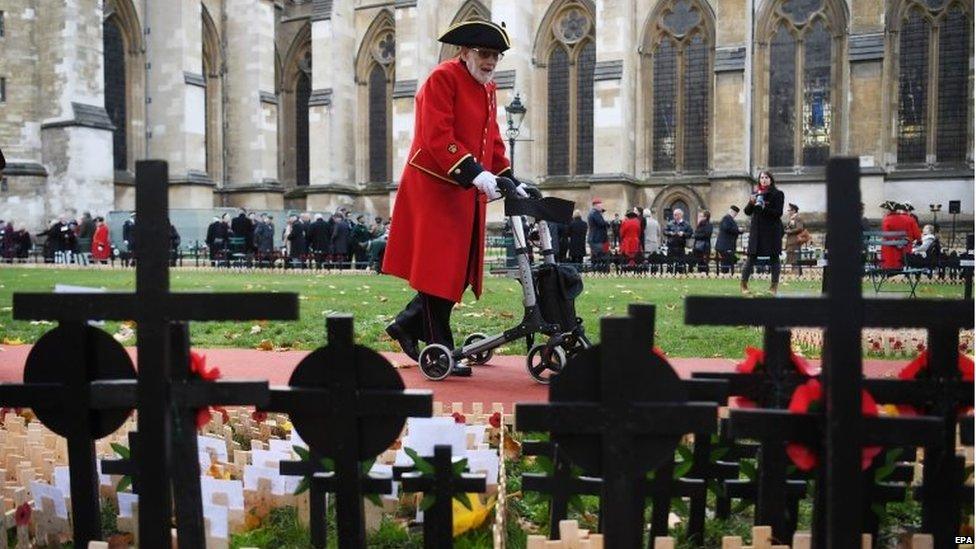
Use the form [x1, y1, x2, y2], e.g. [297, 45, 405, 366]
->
[731, 347, 818, 408]
[451, 411, 466, 424]
[785, 379, 881, 471]
[190, 351, 221, 382]
[488, 412, 501, 429]
[14, 502, 30, 527]
[252, 410, 268, 423]
[214, 406, 230, 424]
[896, 351, 974, 415]
[195, 408, 213, 429]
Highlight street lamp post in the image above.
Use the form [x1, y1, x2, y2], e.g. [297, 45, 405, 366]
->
[504, 93, 527, 174]
[929, 203, 942, 230]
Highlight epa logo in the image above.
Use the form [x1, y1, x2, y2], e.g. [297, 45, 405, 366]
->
[956, 536, 974, 544]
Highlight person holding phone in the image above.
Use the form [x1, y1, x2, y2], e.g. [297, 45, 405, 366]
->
[741, 170, 785, 294]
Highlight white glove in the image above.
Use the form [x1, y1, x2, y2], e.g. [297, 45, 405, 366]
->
[472, 171, 501, 201]
[515, 183, 529, 198]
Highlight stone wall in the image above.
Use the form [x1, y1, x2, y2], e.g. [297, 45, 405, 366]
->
[0, 0, 972, 234]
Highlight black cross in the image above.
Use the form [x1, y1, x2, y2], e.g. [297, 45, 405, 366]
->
[400, 445, 487, 548]
[264, 315, 431, 549]
[862, 324, 974, 543]
[516, 303, 716, 547]
[102, 430, 141, 491]
[684, 156, 972, 548]
[520, 440, 601, 539]
[13, 161, 299, 548]
[278, 451, 392, 548]
[0, 321, 138, 546]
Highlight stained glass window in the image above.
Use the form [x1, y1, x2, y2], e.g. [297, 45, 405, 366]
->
[649, 1, 711, 172]
[683, 34, 708, 171]
[936, 7, 968, 163]
[897, 10, 928, 164]
[368, 64, 388, 183]
[768, 24, 796, 168]
[653, 40, 677, 171]
[547, 47, 570, 176]
[802, 19, 831, 166]
[296, 71, 311, 187]
[575, 41, 595, 175]
[103, 19, 127, 172]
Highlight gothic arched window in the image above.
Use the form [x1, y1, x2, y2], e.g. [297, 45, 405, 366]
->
[356, 13, 395, 185]
[894, 1, 972, 165]
[644, 0, 713, 173]
[540, 2, 595, 177]
[758, 0, 843, 169]
[296, 60, 311, 186]
[103, 18, 127, 172]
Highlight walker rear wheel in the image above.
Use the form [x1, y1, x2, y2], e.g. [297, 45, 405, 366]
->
[418, 344, 454, 381]
[462, 333, 494, 365]
[526, 345, 568, 384]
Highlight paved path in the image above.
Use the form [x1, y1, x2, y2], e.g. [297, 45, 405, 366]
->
[0, 345, 907, 409]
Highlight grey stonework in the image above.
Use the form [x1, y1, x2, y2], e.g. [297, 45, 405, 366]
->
[0, 0, 971, 232]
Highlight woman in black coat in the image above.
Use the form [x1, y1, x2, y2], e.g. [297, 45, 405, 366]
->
[741, 170, 784, 294]
[692, 210, 713, 272]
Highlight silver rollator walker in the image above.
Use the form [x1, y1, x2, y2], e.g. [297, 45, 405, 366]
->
[418, 178, 591, 383]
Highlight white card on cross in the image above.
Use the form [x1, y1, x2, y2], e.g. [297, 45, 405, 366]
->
[29, 482, 68, 519]
[465, 425, 486, 448]
[200, 477, 245, 510]
[250, 449, 290, 469]
[53, 466, 71, 496]
[243, 465, 300, 495]
[403, 417, 466, 456]
[198, 436, 229, 465]
[290, 429, 307, 449]
[117, 492, 139, 517]
[464, 449, 499, 485]
[267, 439, 294, 455]
[96, 460, 113, 487]
[203, 504, 229, 539]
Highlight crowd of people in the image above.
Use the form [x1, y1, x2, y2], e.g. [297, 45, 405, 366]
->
[0, 212, 127, 265]
[205, 208, 389, 269]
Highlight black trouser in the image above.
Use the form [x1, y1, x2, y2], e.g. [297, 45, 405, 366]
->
[718, 250, 737, 274]
[395, 292, 456, 349]
[742, 255, 781, 287]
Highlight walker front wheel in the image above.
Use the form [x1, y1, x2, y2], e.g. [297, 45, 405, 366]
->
[418, 344, 454, 381]
[526, 345, 568, 384]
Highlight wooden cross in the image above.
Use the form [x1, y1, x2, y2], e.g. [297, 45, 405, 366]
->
[520, 440, 601, 539]
[13, 161, 299, 548]
[400, 445, 487, 548]
[684, 156, 973, 548]
[265, 315, 431, 548]
[516, 304, 717, 547]
[33, 495, 69, 547]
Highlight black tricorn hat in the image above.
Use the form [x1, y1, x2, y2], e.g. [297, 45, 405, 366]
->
[438, 20, 511, 52]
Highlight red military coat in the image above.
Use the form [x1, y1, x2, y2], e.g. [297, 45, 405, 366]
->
[880, 212, 921, 269]
[619, 217, 642, 257]
[383, 59, 511, 303]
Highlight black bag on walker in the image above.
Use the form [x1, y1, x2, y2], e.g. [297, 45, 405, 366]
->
[533, 263, 583, 332]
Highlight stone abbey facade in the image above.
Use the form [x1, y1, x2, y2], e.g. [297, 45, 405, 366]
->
[0, 0, 972, 231]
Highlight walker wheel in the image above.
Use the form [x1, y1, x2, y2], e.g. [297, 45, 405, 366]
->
[462, 333, 494, 365]
[526, 344, 568, 384]
[418, 344, 454, 381]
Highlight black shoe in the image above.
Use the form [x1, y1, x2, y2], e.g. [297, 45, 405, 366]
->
[386, 322, 419, 361]
[451, 364, 472, 377]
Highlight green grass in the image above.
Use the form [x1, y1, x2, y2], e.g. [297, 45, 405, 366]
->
[0, 267, 965, 358]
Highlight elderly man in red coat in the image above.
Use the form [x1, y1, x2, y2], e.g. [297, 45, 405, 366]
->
[382, 20, 529, 374]
[880, 201, 921, 269]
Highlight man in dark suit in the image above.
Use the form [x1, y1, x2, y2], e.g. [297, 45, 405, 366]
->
[568, 210, 588, 265]
[307, 213, 330, 267]
[331, 211, 351, 268]
[231, 208, 252, 240]
[715, 205, 743, 274]
[587, 199, 609, 270]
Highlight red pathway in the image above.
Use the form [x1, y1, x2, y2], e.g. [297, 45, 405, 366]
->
[0, 345, 906, 410]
